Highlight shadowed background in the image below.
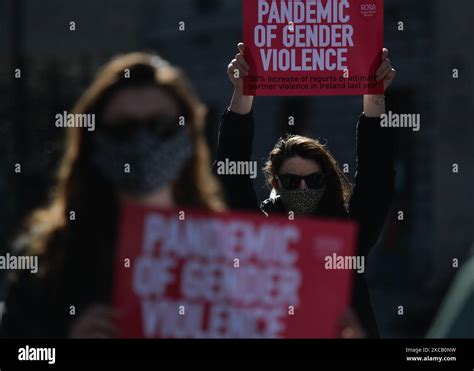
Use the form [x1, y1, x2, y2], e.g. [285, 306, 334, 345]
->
[0, 0, 473, 337]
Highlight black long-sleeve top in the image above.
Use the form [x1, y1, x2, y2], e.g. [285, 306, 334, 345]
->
[214, 109, 395, 337]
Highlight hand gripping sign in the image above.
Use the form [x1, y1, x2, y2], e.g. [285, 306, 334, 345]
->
[243, 0, 384, 96]
[114, 202, 357, 338]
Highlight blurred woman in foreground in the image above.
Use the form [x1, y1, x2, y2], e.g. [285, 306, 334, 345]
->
[1, 53, 224, 338]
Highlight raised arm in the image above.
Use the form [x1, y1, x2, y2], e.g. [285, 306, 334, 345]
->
[213, 43, 259, 211]
[349, 48, 397, 258]
[228, 43, 254, 114]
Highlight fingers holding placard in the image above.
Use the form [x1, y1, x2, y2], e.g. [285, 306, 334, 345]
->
[377, 48, 397, 91]
[228, 42, 250, 91]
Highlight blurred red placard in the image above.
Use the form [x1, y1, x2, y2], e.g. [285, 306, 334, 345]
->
[114, 202, 357, 338]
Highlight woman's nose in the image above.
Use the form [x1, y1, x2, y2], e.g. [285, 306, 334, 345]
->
[299, 179, 308, 189]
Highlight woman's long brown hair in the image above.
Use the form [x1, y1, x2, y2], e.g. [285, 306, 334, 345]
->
[263, 134, 352, 218]
[14, 53, 225, 269]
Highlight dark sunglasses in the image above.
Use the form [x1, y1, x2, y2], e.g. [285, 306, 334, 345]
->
[277, 172, 326, 190]
[99, 116, 180, 140]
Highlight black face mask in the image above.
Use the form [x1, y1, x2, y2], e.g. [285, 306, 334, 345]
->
[278, 188, 326, 215]
[93, 119, 193, 196]
[277, 172, 326, 215]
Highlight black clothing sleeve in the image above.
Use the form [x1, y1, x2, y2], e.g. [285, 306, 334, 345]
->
[349, 114, 395, 258]
[213, 109, 259, 211]
[0, 270, 69, 338]
[214, 109, 395, 338]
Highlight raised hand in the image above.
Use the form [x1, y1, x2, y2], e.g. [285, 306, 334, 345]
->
[227, 42, 254, 114]
[364, 48, 397, 117]
[377, 48, 397, 92]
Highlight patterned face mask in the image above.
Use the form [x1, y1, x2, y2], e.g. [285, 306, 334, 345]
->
[93, 127, 193, 196]
[278, 187, 325, 215]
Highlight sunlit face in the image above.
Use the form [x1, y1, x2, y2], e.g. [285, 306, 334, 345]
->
[277, 156, 322, 190]
[102, 86, 180, 125]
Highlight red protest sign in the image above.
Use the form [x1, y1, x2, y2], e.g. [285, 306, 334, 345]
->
[243, 0, 384, 96]
[113, 202, 358, 338]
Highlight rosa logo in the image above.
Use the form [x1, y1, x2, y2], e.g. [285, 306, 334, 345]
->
[360, 1, 377, 19]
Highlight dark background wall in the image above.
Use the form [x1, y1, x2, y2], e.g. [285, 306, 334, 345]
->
[0, 0, 473, 338]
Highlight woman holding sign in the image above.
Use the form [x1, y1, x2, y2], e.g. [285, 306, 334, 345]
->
[216, 42, 396, 338]
[1, 53, 225, 338]
[1, 51, 365, 340]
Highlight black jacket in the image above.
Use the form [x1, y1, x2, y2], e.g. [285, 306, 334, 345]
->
[214, 109, 395, 338]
